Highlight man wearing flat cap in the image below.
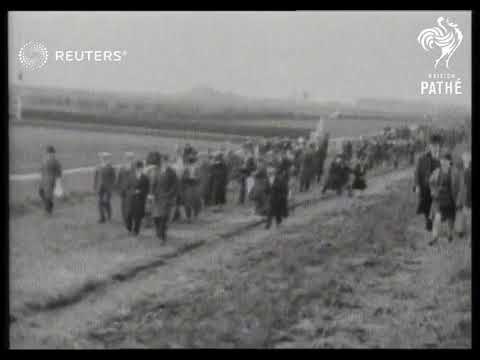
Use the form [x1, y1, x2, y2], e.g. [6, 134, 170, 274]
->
[38, 145, 62, 215]
[94, 152, 116, 223]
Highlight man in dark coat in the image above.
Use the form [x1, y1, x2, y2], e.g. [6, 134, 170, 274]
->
[314, 137, 328, 184]
[322, 154, 351, 195]
[198, 151, 214, 207]
[276, 149, 293, 218]
[125, 161, 150, 236]
[299, 143, 315, 192]
[414, 134, 441, 231]
[38, 145, 62, 215]
[93, 152, 116, 223]
[351, 157, 367, 191]
[265, 166, 289, 229]
[210, 152, 229, 206]
[150, 157, 179, 242]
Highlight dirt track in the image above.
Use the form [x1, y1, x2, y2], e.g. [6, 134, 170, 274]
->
[10, 167, 471, 348]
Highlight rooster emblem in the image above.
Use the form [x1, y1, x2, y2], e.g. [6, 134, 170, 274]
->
[417, 17, 463, 69]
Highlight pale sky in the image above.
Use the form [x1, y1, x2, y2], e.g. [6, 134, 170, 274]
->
[9, 11, 471, 105]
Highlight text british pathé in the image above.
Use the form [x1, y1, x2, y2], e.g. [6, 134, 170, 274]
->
[420, 73, 463, 96]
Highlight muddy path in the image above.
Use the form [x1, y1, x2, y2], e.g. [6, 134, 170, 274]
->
[10, 166, 471, 348]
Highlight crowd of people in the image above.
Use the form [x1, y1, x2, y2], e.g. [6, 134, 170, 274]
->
[37, 121, 471, 246]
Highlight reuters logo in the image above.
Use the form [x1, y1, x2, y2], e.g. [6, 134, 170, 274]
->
[18, 41, 49, 71]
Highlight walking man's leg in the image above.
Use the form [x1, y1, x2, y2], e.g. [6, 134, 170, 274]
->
[265, 207, 272, 229]
[133, 214, 142, 236]
[275, 212, 282, 227]
[156, 215, 168, 242]
[239, 178, 246, 205]
[46, 199, 54, 215]
[121, 195, 129, 227]
[126, 213, 133, 233]
[185, 205, 192, 222]
[97, 191, 106, 223]
[154, 217, 162, 241]
[105, 191, 112, 221]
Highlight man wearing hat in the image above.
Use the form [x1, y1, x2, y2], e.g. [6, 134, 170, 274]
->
[38, 145, 62, 215]
[94, 152, 116, 223]
[116, 152, 136, 227]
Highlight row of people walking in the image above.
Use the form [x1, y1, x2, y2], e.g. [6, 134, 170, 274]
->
[37, 122, 470, 245]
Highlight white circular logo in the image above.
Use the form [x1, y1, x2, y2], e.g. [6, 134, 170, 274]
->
[18, 41, 49, 71]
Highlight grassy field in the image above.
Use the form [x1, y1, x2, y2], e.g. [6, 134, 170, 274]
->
[10, 124, 223, 175]
[10, 116, 397, 175]
[19, 108, 409, 140]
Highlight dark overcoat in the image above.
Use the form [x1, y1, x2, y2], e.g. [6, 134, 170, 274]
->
[93, 164, 116, 194]
[125, 173, 150, 219]
[414, 151, 440, 216]
[266, 174, 289, 218]
[210, 160, 228, 205]
[150, 166, 179, 218]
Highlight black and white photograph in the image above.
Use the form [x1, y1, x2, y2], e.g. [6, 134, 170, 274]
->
[8, 11, 472, 348]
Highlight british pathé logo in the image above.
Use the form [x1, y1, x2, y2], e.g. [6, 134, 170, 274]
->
[18, 41, 49, 71]
[417, 17, 464, 96]
[417, 16, 463, 70]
